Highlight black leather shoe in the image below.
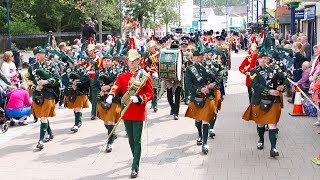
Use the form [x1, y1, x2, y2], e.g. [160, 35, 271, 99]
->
[202, 144, 209, 154]
[153, 107, 158, 113]
[91, 115, 96, 120]
[270, 148, 279, 157]
[197, 137, 202, 145]
[209, 129, 215, 138]
[78, 121, 82, 128]
[170, 110, 173, 115]
[173, 114, 179, 120]
[130, 169, 138, 178]
[44, 134, 54, 143]
[257, 141, 264, 150]
[36, 141, 44, 150]
[70, 126, 79, 133]
[105, 144, 113, 153]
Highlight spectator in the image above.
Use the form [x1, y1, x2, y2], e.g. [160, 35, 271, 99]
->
[58, 42, 67, 52]
[281, 39, 290, 47]
[95, 43, 104, 58]
[73, 38, 82, 47]
[1, 51, 19, 86]
[5, 84, 32, 126]
[80, 18, 96, 43]
[301, 36, 312, 61]
[295, 61, 311, 94]
[288, 42, 307, 103]
[311, 64, 320, 126]
[310, 44, 320, 78]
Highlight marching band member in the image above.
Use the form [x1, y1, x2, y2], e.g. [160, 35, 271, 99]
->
[146, 38, 160, 112]
[107, 46, 154, 178]
[164, 40, 183, 120]
[26, 46, 60, 150]
[185, 32, 217, 154]
[216, 34, 231, 70]
[180, 38, 193, 105]
[238, 43, 258, 103]
[94, 54, 121, 153]
[61, 57, 90, 133]
[84, 44, 103, 120]
[242, 52, 285, 158]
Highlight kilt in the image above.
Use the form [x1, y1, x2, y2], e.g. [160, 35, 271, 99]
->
[31, 99, 56, 118]
[185, 98, 216, 122]
[97, 102, 121, 123]
[65, 95, 89, 109]
[242, 103, 282, 124]
[213, 89, 222, 111]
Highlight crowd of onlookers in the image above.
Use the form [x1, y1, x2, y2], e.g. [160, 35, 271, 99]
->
[0, 51, 31, 126]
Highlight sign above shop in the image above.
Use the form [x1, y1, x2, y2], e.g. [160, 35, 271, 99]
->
[295, 10, 304, 20]
[304, 6, 316, 20]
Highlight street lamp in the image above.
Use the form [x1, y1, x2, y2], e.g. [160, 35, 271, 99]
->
[199, 0, 202, 31]
[6, 0, 11, 50]
[286, 0, 302, 43]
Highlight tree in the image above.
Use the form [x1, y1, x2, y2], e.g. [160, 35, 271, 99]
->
[30, 0, 87, 32]
[193, 0, 246, 7]
[0, 0, 41, 34]
[124, 0, 154, 36]
[158, 0, 179, 34]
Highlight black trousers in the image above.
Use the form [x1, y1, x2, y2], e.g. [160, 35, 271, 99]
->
[167, 86, 182, 115]
[248, 86, 253, 103]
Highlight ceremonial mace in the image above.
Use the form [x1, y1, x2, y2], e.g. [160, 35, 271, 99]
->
[92, 73, 150, 164]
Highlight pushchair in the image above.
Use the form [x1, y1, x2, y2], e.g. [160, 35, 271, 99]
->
[0, 97, 10, 133]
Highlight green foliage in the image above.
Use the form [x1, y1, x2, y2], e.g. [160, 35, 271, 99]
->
[193, 0, 246, 7]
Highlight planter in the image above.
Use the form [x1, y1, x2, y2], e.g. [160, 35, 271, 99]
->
[288, 1, 300, 9]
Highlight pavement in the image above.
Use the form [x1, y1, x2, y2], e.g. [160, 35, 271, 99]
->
[1, 51, 320, 180]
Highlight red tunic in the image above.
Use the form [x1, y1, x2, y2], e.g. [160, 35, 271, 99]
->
[109, 71, 154, 121]
[239, 53, 258, 87]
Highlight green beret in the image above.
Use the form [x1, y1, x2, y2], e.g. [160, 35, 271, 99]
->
[193, 50, 203, 56]
[35, 46, 46, 54]
[102, 54, 113, 60]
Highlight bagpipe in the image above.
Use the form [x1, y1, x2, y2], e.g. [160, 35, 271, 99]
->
[257, 29, 291, 90]
[97, 74, 114, 109]
[31, 67, 60, 105]
[47, 49, 74, 64]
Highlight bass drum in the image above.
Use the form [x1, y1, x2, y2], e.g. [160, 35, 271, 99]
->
[158, 49, 182, 81]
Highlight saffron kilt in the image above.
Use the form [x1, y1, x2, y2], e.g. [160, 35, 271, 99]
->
[31, 99, 56, 117]
[213, 89, 222, 111]
[185, 98, 216, 122]
[97, 102, 121, 123]
[64, 95, 89, 109]
[242, 93, 283, 124]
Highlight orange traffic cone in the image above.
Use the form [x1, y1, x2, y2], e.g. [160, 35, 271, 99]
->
[289, 86, 306, 116]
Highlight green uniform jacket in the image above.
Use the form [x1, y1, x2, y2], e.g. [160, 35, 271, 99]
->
[185, 63, 215, 102]
[61, 65, 90, 96]
[250, 66, 282, 105]
[27, 60, 60, 99]
[92, 67, 120, 103]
